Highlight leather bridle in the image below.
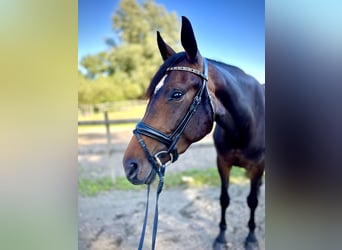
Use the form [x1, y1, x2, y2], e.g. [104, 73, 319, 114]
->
[133, 57, 214, 178]
[134, 57, 214, 250]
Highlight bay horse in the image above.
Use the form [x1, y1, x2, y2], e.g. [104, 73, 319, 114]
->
[123, 16, 265, 250]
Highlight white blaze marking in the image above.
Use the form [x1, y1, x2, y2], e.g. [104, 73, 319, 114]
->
[154, 74, 167, 95]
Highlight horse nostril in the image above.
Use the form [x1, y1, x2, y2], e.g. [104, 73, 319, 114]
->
[126, 160, 139, 179]
[129, 161, 139, 171]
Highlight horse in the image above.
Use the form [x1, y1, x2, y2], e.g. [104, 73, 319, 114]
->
[123, 16, 265, 250]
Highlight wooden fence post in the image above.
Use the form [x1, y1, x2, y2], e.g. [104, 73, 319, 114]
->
[104, 111, 111, 147]
[78, 116, 141, 184]
[104, 111, 115, 183]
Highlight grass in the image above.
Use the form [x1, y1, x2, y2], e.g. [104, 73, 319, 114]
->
[78, 177, 115, 196]
[78, 101, 147, 132]
[78, 101, 147, 121]
[78, 123, 136, 133]
[78, 166, 248, 196]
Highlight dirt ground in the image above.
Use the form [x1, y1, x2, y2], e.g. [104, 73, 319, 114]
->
[78, 128, 265, 250]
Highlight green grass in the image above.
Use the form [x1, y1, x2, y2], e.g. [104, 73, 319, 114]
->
[78, 177, 114, 196]
[78, 101, 147, 121]
[78, 123, 136, 133]
[78, 176, 144, 196]
[78, 167, 248, 196]
[163, 167, 248, 188]
[78, 101, 147, 132]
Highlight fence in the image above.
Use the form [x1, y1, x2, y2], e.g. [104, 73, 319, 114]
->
[78, 110, 215, 182]
[78, 111, 139, 149]
[78, 100, 147, 116]
[78, 111, 141, 183]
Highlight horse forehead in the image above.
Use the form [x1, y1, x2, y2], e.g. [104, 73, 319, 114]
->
[154, 74, 168, 95]
[152, 67, 197, 96]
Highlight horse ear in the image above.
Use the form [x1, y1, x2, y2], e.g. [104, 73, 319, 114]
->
[157, 31, 176, 61]
[181, 16, 198, 62]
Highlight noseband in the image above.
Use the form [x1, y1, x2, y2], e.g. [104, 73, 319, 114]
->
[133, 58, 214, 177]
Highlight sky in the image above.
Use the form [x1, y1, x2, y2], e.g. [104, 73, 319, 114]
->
[78, 0, 265, 83]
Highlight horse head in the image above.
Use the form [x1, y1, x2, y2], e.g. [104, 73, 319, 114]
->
[123, 16, 217, 185]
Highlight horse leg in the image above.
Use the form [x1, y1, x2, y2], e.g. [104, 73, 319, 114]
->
[213, 155, 231, 250]
[245, 164, 264, 250]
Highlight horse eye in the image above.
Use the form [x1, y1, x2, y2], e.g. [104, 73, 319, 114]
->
[171, 91, 184, 100]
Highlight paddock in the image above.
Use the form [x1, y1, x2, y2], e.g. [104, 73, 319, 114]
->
[78, 127, 265, 249]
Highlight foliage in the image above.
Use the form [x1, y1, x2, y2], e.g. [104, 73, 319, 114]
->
[78, 72, 126, 104]
[79, 0, 181, 104]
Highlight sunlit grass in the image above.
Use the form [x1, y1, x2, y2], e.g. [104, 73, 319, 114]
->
[78, 101, 147, 132]
[78, 166, 248, 196]
[78, 123, 136, 133]
[163, 167, 248, 188]
[78, 101, 147, 121]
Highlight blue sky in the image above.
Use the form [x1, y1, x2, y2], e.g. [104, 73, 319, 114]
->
[78, 0, 265, 82]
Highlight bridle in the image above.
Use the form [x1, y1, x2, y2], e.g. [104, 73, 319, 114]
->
[133, 57, 214, 250]
[133, 57, 214, 177]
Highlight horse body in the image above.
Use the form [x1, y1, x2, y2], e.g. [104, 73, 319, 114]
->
[210, 59, 265, 161]
[208, 59, 265, 249]
[123, 16, 264, 250]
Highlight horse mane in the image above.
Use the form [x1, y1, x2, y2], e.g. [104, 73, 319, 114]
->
[207, 58, 246, 74]
[145, 52, 186, 99]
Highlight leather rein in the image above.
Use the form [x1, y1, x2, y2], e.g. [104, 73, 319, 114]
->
[134, 58, 214, 250]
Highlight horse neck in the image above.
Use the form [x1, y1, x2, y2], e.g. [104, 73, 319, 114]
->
[208, 60, 261, 137]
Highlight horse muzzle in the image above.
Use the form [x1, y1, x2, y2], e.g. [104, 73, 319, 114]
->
[123, 156, 157, 185]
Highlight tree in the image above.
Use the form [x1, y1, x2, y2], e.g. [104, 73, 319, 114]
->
[78, 72, 94, 104]
[79, 0, 180, 102]
[81, 52, 113, 79]
[113, 0, 179, 45]
[78, 72, 126, 105]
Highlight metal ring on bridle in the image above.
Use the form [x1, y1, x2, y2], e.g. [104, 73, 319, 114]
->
[154, 150, 174, 167]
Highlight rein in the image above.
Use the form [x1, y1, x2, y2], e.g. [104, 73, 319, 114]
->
[134, 58, 213, 250]
[137, 165, 165, 250]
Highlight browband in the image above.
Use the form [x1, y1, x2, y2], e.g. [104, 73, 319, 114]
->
[166, 66, 208, 81]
